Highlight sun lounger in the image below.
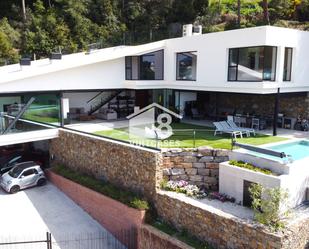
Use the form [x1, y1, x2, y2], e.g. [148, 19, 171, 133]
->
[213, 122, 243, 138]
[226, 120, 255, 136]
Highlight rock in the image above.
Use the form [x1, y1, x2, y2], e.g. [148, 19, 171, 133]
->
[214, 156, 229, 163]
[197, 169, 210, 176]
[204, 176, 218, 184]
[215, 149, 229, 157]
[210, 169, 219, 177]
[163, 168, 171, 176]
[205, 163, 219, 169]
[193, 163, 206, 168]
[170, 175, 189, 181]
[197, 146, 214, 156]
[199, 156, 214, 162]
[189, 175, 203, 182]
[179, 163, 193, 168]
[185, 168, 197, 175]
[183, 156, 198, 163]
[170, 168, 185, 175]
[179, 152, 198, 157]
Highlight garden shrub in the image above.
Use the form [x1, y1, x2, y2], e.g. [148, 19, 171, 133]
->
[229, 160, 273, 175]
[249, 183, 289, 231]
[52, 165, 149, 210]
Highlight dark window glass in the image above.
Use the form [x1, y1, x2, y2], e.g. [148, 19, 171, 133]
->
[140, 54, 155, 80]
[228, 46, 277, 82]
[176, 52, 197, 80]
[22, 169, 34, 177]
[125, 50, 163, 80]
[21, 93, 61, 125]
[125, 57, 132, 80]
[283, 48, 293, 81]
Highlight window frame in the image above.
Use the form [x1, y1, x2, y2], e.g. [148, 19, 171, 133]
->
[176, 51, 197, 81]
[283, 47, 293, 82]
[125, 49, 164, 81]
[227, 46, 278, 82]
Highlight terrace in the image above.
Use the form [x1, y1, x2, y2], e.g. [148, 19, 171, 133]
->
[66, 121, 288, 150]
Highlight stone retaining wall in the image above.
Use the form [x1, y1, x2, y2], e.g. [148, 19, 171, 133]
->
[138, 225, 194, 249]
[156, 191, 283, 249]
[212, 92, 309, 119]
[156, 191, 309, 249]
[49, 130, 163, 200]
[162, 147, 229, 190]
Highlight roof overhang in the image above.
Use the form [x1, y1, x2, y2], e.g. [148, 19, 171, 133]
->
[0, 129, 59, 147]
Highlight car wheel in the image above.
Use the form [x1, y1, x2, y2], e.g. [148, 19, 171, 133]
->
[37, 178, 46, 186]
[10, 185, 20, 194]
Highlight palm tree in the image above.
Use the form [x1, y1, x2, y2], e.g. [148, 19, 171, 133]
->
[21, 0, 26, 21]
[237, 0, 241, 27]
[262, 0, 270, 25]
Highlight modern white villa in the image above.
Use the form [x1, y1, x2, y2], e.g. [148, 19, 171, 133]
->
[1, 25, 309, 209]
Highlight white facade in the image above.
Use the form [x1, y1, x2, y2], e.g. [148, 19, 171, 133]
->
[0, 26, 309, 94]
[220, 150, 309, 208]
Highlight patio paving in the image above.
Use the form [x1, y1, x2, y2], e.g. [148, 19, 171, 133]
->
[182, 118, 309, 140]
[65, 119, 129, 133]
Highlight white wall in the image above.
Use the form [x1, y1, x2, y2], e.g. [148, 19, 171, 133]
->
[175, 91, 197, 112]
[1, 26, 309, 94]
[63, 92, 102, 113]
[219, 162, 281, 205]
[0, 58, 125, 93]
[220, 159, 309, 208]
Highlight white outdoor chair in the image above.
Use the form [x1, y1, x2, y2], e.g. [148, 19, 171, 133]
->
[227, 115, 234, 122]
[213, 122, 242, 138]
[219, 121, 246, 138]
[227, 120, 255, 137]
[252, 118, 260, 130]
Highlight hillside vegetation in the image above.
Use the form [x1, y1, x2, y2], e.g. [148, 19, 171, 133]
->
[0, 0, 309, 65]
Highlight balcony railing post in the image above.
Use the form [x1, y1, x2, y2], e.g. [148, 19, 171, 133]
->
[193, 130, 196, 148]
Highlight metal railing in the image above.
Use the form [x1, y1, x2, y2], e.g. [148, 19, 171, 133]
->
[0, 232, 52, 249]
[0, 229, 135, 249]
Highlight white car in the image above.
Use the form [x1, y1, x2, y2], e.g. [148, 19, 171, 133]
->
[0, 162, 46, 194]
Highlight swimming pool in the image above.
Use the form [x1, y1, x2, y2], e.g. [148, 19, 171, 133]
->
[266, 140, 309, 161]
[243, 140, 309, 162]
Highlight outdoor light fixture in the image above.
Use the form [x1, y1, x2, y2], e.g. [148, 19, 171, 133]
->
[19, 58, 31, 66]
[50, 52, 62, 60]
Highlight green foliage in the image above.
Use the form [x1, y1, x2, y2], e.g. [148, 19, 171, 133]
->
[152, 220, 212, 249]
[53, 165, 149, 210]
[249, 184, 289, 231]
[0, 18, 19, 65]
[1, 0, 309, 63]
[229, 160, 274, 175]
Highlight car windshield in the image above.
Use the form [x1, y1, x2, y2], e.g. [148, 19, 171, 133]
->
[8, 166, 24, 178]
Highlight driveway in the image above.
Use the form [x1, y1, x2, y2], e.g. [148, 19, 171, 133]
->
[0, 183, 124, 249]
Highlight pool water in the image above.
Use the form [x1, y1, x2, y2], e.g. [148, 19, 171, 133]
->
[245, 140, 309, 162]
[266, 140, 309, 161]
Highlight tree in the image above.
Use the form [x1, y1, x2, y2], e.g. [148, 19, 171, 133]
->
[0, 18, 20, 65]
[22, 0, 27, 21]
[237, 0, 241, 26]
[263, 0, 270, 24]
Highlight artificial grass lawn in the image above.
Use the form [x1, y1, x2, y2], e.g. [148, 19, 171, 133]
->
[94, 122, 288, 149]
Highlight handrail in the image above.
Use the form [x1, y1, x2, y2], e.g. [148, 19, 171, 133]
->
[86, 91, 104, 103]
[232, 141, 287, 158]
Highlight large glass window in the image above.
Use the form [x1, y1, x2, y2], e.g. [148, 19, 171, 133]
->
[228, 46, 277, 82]
[176, 52, 197, 81]
[125, 50, 164, 80]
[283, 47, 293, 81]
